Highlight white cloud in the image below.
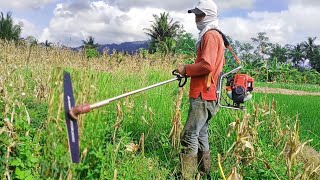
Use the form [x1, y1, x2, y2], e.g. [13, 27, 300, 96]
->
[220, 1, 320, 45]
[0, 0, 54, 10]
[217, 0, 255, 10]
[30, 0, 320, 47]
[290, 0, 320, 7]
[39, 1, 168, 46]
[38, 0, 256, 46]
[17, 19, 41, 38]
[108, 0, 255, 12]
[13, 18, 41, 39]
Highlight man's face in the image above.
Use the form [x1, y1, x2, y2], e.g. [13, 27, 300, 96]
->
[195, 14, 206, 23]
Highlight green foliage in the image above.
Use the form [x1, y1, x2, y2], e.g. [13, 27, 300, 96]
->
[225, 32, 320, 81]
[269, 43, 288, 63]
[85, 48, 99, 58]
[144, 12, 182, 54]
[1, 97, 47, 180]
[0, 12, 22, 42]
[237, 60, 320, 84]
[286, 44, 305, 67]
[154, 37, 177, 56]
[251, 32, 272, 59]
[175, 32, 196, 56]
[82, 36, 100, 59]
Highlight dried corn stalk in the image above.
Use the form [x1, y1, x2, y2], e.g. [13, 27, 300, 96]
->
[169, 87, 184, 149]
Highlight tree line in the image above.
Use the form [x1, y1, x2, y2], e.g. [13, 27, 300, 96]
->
[144, 13, 320, 74]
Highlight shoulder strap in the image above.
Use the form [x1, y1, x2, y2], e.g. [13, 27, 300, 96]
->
[212, 29, 241, 65]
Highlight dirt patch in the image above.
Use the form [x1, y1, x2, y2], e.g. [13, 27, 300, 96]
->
[255, 87, 320, 96]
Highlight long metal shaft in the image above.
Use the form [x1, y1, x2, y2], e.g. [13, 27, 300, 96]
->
[90, 77, 179, 110]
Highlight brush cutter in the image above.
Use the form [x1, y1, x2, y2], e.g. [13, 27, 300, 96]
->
[63, 70, 187, 163]
[63, 66, 253, 163]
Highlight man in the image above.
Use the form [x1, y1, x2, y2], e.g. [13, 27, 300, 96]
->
[176, 0, 225, 179]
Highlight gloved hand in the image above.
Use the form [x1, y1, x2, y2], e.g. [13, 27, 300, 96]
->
[176, 65, 186, 76]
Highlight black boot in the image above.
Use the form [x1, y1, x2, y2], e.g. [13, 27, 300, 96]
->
[198, 150, 211, 179]
[180, 153, 198, 180]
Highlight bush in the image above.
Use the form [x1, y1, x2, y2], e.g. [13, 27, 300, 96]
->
[85, 48, 99, 58]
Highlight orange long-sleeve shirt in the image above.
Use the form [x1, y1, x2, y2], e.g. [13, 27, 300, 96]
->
[185, 30, 225, 101]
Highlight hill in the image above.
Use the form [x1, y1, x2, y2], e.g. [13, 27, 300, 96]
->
[71, 41, 149, 54]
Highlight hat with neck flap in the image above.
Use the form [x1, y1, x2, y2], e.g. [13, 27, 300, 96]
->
[188, 0, 220, 49]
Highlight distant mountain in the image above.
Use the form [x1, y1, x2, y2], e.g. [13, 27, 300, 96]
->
[72, 41, 149, 54]
[98, 41, 149, 54]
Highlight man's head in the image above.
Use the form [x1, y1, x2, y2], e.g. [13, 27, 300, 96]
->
[188, 0, 218, 24]
[188, 0, 218, 31]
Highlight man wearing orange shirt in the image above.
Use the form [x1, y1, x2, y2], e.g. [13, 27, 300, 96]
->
[176, 0, 225, 179]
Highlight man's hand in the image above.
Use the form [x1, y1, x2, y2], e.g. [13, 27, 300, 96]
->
[176, 65, 186, 76]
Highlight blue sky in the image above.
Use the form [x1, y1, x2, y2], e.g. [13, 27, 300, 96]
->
[1, 0, 319, 47]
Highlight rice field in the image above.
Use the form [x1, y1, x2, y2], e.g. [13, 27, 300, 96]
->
[253, 93, 320, 151]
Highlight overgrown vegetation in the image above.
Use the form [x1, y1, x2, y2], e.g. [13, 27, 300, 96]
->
[82, 36, 100, 58]
[0, 11, 320, 180]
[0, 42, 319, 179]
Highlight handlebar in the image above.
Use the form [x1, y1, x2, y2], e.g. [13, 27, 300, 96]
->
[172, 70, 187, 87]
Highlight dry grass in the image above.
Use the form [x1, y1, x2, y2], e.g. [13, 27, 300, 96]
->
[169, 87, 184, 149]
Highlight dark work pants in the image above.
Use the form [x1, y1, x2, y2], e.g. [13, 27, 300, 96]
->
[181, 97, 218, 155]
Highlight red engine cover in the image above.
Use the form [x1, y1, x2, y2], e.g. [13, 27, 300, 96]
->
[233, 74, 254, 91]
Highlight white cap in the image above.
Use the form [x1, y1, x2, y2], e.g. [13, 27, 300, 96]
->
[188, 0, 218, 17]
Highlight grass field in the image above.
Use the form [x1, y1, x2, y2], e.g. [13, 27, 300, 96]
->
[1, 42, 319, 179]
[253, 93, 320, 151]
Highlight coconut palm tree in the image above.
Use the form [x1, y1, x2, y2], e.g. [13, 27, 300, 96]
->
[0, 12, 22, 42]
[287, 44, 305, 68]
[269, 43, 288, 63]
[302, 37, 317, 57]
[302, 37, 320, 71]
[82, 36, 99, 49]
[144, 12, 182, 54]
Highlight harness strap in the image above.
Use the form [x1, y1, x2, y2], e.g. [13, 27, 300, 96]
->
[206, 29, 241, 91]
[226, 45, 241, 65]
[213, 28, 241, 65]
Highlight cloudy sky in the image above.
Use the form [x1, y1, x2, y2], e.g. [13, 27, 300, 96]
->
[1, 0, 319, 47]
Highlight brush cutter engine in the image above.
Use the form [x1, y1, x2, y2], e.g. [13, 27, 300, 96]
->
[217, 66, 254, 110]
[226, 74, 254, 107]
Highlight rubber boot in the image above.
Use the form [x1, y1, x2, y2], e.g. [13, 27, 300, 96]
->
[180, 153, 198, 180]
[198, 150, 211, 179]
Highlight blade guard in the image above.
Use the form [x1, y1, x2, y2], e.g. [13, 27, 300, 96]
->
[63, 71, 80, 163]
